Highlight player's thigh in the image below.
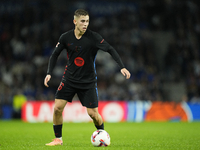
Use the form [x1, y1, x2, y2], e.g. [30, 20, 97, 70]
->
[77, 88, 98, 108]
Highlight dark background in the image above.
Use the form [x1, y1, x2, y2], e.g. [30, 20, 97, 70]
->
[1, 0, 200, 108]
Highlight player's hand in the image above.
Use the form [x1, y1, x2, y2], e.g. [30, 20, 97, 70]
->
[121, 68, 131, 79]
[44, 74, 51, 87]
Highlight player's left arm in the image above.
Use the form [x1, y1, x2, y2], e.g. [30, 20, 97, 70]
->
[107, 46, 131, 79]
[94, 32, 131, 79]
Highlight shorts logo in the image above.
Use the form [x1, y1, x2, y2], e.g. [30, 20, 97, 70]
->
[89, 102, 95, 106]
[74, 57, 84, 67]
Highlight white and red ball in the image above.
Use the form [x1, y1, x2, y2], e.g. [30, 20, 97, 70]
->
[91, 130, 110, 147]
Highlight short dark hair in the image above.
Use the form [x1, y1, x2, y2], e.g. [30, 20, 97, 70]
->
[74, 9, 89, 17]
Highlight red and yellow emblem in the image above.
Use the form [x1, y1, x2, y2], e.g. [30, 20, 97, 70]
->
[74, 57, 84, 67]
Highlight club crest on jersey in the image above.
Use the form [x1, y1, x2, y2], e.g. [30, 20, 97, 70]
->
[74, 57, 84, 67]
[75, 46, 82, 52]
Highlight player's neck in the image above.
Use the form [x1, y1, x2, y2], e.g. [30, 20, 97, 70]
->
[74, 28, 84, 39]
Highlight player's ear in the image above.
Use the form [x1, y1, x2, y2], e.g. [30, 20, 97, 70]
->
[73, 16, 77, 25]
[73, 19, 76, 25]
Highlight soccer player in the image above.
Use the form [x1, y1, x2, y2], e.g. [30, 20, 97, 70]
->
[44, 9, 131, 146]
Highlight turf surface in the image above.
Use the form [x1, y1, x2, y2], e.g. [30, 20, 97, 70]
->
[0, 120, 199, 150]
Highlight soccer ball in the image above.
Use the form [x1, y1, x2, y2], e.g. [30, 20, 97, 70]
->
[91, 129, 110, 147]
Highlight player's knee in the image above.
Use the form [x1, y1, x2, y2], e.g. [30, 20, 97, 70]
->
[87, 109, 98, 119]
[54, 106, 63, 115]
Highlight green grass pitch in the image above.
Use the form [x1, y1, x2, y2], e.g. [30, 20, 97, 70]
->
[0, 120, 200, 150]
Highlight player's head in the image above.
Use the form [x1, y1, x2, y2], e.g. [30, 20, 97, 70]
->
[73, 9, 89, 34]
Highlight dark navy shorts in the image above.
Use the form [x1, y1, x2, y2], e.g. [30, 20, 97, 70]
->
[55, 81, 98, 108]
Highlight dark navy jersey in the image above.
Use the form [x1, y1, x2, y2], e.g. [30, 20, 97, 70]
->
[47, 29, 125, 89]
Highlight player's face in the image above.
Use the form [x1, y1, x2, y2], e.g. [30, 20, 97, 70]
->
[74, 15, 89, 34]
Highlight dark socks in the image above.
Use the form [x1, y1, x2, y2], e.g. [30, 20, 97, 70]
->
[53, 124, 62, 138]
[95, 123, 104, 130]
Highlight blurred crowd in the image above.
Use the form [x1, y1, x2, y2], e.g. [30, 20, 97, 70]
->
[1, 0, 200, 107]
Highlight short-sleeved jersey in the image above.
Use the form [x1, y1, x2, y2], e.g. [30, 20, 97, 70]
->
[47, 29, 125, 89]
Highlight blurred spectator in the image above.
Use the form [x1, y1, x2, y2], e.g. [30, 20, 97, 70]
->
[12, 89, 27, 118]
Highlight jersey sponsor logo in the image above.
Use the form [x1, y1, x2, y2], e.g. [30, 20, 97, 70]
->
[74, 57, 85, 67]
[100, 39, 104, 43]
[56, 42, 60, 47]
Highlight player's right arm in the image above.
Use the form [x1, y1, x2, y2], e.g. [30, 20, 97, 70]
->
[44, 74, 51, 87]
[44, 35, 65, 87]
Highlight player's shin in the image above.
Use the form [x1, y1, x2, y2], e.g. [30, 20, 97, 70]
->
[53, 124, 63, 140]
